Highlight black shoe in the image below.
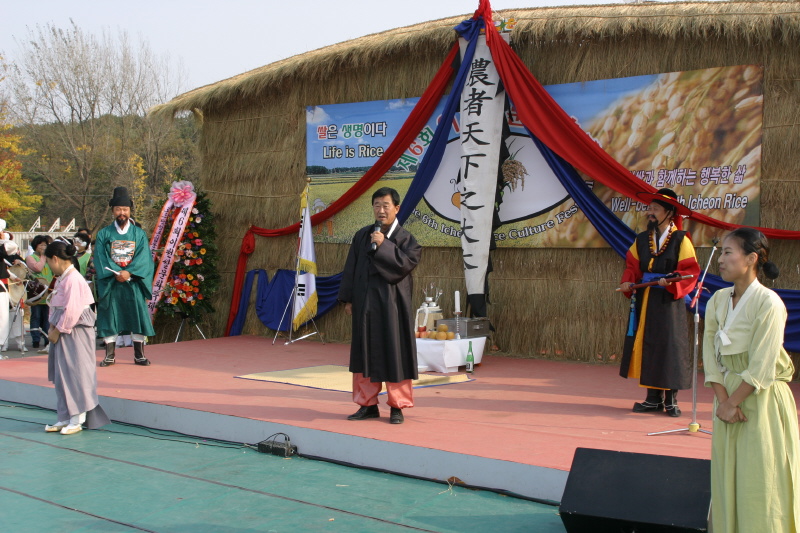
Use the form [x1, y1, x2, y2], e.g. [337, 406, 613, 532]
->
[664, 390, 680, 417]
[390, 407, 404, 424]
[347, 405, 379, 420]
[133, 341, 146, 362]
[100, 342, 116, 367]
[32, 342, 39, 349]
[133, 341, 149, 365]
[632, 401, 664, 413]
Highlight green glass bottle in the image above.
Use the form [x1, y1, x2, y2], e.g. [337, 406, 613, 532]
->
[466, 341, 474, 373]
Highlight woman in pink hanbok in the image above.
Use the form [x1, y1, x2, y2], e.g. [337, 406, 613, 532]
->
[44, 241, 110, 435]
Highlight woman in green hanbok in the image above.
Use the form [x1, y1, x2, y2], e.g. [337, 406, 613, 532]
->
[703, 228, 799, 533]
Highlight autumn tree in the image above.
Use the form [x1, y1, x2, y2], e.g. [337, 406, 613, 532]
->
[0, 54, 40, 227]
[5, 22, 197, 232]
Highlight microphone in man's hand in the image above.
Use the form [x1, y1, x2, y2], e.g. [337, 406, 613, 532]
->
[371, 221, 381, 251]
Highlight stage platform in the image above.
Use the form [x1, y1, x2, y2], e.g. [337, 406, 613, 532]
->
[3, 335, 794, 504]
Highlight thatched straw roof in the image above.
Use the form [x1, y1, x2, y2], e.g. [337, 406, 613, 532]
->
[148, 1, 800, 372]
[152, 1, 800, 119]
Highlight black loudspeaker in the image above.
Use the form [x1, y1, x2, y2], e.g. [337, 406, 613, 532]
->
[559, 448, 711, 533]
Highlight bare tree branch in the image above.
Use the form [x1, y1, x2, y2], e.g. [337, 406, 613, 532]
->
[6, 21, 193, 230]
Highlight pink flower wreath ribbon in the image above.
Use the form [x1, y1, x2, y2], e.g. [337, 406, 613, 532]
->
[149, 181, 198, 316]
[169, 181, 195, 206]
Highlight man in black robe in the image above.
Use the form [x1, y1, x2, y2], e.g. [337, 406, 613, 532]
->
[338, 187, 422, 424]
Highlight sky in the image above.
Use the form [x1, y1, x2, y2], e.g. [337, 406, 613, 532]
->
[3, 0, 643, 99]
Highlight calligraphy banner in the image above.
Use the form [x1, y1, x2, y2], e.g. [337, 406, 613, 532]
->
[306, 64, 762, 248]
[457, 33, 505, 298]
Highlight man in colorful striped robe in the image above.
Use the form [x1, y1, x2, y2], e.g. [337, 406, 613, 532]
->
[619, 188, 700, 417]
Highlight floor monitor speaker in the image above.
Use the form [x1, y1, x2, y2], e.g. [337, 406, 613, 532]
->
[559, 447, 711, 532]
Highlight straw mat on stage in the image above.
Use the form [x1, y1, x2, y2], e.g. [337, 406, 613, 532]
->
[236, 365, 472, 393]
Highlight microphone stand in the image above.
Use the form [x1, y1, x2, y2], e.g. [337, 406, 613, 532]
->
[649, 241, 716, 437]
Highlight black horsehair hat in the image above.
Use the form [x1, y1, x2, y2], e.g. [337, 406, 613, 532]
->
[635, 187, 691, 217]
[109, 186, 134, 208]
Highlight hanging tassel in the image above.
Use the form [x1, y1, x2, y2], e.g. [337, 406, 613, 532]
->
[626, 292, 637, 337]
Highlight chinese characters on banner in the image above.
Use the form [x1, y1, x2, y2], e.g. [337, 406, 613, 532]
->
[457, 33, 505, 301]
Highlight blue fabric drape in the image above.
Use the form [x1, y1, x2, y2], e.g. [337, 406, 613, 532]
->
[229, 269, 343, 334]
[775, 287, 800, 352]
[231, 21, 487, 333]
[397, 18, 483, 224]
[232, 27, 800, 350]
[528, 132, 636, 258]
[228, 269, 267, 336]
[528, 130, 800, 351]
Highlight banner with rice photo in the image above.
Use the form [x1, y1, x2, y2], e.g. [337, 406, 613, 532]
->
[306, 64, 762, 248]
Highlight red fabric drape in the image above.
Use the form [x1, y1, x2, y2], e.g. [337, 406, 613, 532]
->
[481, 9, 800, 241]
[224, 44, 461, 335]
[226, 0, 800, 335]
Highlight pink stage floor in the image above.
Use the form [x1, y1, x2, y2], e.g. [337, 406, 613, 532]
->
[3, 336, 797, 502]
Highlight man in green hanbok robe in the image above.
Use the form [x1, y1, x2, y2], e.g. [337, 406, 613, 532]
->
[95, 187, 155, 367]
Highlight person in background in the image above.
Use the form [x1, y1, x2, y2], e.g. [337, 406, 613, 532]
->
[702, 227, 798, 532]
[94, 187, 155, 367]
[1, 239, 27, 353]
[44, 240, 110, 435]
[73, 231, 92, 277]
[0, 227, 26, 354]
[26, 234, 54, 353]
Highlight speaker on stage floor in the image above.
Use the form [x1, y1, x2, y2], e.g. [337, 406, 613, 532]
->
[559, 447, 711, 533]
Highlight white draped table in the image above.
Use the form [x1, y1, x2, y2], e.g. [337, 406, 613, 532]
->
[415, 336, 486, 373]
